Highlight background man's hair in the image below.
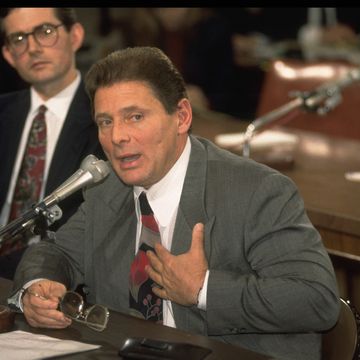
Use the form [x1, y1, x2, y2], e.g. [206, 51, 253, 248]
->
[0, 8, 78, 42]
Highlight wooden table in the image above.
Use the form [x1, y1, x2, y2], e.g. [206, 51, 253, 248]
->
[0, 277, 270, 360]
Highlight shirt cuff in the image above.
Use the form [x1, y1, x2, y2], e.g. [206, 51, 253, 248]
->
[197, 270, 209, 311]
[7, 278, 46, 312]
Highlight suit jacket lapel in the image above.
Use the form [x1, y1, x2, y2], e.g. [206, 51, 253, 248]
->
[171, 135, 215, 332]
[172, 135, 213, 255]
[5, 90, 30, 149]
[92, 170, 136, 310]
[0, 90, 30, 208]
[46, 82, 94, 193]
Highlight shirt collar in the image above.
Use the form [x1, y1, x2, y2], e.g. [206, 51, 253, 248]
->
[134, 136, 191, 226]
[30, 71, 81, 118]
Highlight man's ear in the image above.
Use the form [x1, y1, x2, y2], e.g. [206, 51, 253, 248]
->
[2, 45, 16, 68]
[177, 98, 192, 134]
[70, 22, 85, 52]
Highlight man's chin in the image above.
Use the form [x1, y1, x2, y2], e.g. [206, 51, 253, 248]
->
[116, 172, 145, 187]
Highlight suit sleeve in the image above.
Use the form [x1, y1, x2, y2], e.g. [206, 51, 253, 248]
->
[206, 172, 340, 335]
[12, 203, 87, 293]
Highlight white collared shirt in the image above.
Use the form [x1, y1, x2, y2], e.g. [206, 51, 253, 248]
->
[0, 72, 81, 226]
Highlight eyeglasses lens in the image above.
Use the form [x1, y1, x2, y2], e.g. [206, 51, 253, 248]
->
[35, 25, 58, 46]
[60, 291, 109, 332]
[85, 305, 110, 331]
[7, 23, 61, 56]
[60, 291, 83, 318]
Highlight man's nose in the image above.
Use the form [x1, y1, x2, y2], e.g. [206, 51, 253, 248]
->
[27, 34, 42, 53]
[111, 121, 131, 144]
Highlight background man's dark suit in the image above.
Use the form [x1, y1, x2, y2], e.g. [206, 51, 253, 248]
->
[0, 82, 105, 277]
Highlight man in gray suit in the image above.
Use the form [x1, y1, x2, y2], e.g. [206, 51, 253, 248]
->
[11, 47, 339, 360]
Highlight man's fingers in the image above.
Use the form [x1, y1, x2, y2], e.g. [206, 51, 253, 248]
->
[27, 315, 71, 329]
[190, 223, 205, 252]
[153, 242, 170, 261]
[27, 311, 70, 325]
[145, 264, 162, 285]
[24, 304, 72, 329]
[152, 285, 168, 300]
[147, 249, 163, 271]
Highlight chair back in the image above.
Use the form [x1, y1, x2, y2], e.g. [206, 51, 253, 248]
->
[322, 298, 360, 360]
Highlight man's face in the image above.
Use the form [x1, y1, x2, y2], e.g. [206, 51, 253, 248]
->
[1, 8, 83, 93]
[94, 81, 192, 188]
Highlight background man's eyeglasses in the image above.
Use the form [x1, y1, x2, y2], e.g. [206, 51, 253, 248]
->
[6, 23, 64, 56]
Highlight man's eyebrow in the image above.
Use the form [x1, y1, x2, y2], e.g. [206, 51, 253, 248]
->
[7, 22, 58, 35]
[95, 106, 148, 119]
[94, 112, 111, 120]
[119, 105, 146, 114]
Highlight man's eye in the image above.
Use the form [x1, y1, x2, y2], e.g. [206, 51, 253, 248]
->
[9, 34, 25, 45]
[40, 25, 55, 36]
[15, 35, 25, 42]
[130, 114, 143, 122]
[96, 118, 112, 127]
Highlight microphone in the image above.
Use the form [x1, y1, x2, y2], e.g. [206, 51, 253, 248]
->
[41, 154, 110, 209]
[302, 67, 360, 115]
[0, 155, 110, 241]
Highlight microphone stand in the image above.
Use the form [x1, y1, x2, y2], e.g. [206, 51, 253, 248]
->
[243, 68, 360, 158]
[0, 154, 109, 249]
[0, 203, 62, 248]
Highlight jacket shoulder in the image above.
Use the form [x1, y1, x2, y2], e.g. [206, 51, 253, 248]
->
[0, 89, 29, 101]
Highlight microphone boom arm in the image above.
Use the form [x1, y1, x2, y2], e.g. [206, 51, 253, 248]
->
[242, 67, 360, 157]
[242, 97, 303, 158]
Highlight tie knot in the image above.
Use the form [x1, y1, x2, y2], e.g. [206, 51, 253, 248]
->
[139, 192, 153, 215]
[38, 105, 47, 115]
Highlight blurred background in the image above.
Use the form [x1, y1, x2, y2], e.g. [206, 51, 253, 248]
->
[2, 7, 360, 123]
[2, 7, 360, 310]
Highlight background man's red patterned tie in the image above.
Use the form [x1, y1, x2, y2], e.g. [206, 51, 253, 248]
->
[0, 105, 47, 255]
[129, 192, 163, 322]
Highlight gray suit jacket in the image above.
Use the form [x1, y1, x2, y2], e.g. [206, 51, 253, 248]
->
[13, 135, 339, 360]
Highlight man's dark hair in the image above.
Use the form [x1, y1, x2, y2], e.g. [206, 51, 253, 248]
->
[85, 46, 188, 115]
[0, 8, 77, 41]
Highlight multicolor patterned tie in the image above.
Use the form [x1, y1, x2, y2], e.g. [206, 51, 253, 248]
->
[0, 105, 47, 255]
[129, 192, 163, 322]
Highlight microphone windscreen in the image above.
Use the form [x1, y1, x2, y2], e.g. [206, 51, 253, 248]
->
[81, 154, 110, 183]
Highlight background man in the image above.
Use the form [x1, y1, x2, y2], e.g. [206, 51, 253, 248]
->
[0, 8, 104, 279]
